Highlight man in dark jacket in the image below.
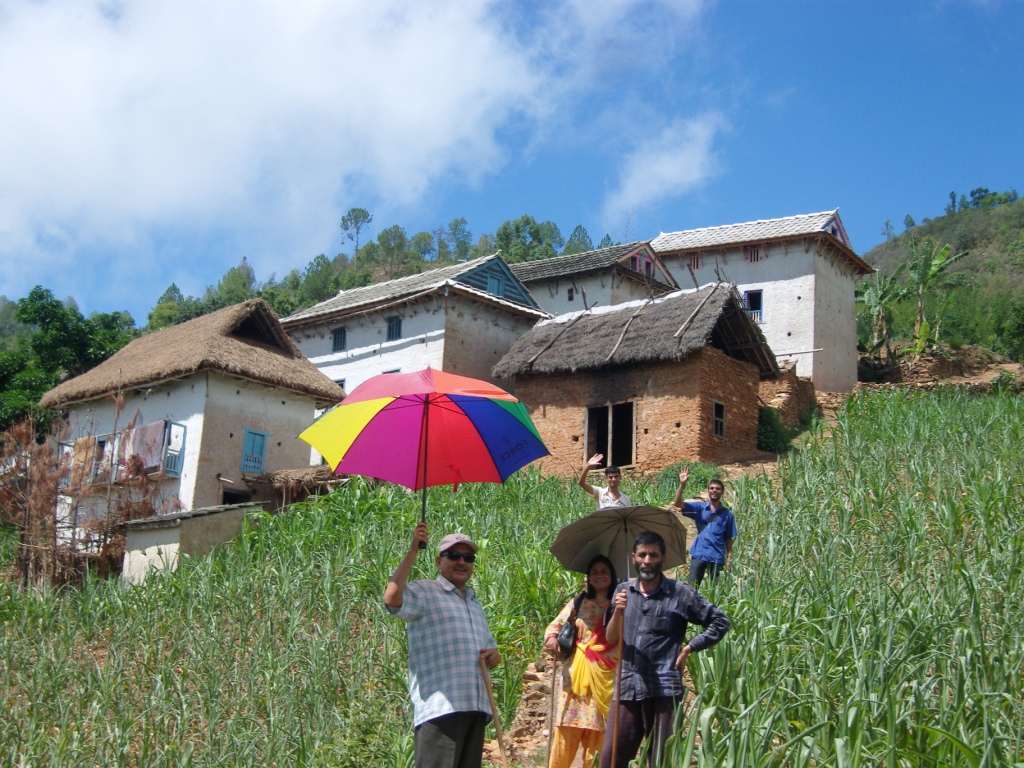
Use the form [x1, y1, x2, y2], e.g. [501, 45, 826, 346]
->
[600, 530, 731, 768]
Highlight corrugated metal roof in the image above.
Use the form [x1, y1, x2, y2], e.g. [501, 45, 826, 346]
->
[651, 210, 845, 251]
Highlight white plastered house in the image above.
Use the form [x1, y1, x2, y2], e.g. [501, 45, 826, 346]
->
[280, 253, 549, 396]
[508, 241, 678, 317]
[651, 211, 873, 392]
[38, 299, 345, 540]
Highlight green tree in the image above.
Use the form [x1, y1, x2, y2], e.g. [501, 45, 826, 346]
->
[467, 233, 495, 261]
[341, 208, 373, 257]
[410, 231, 435, 262]
[446, 218, 472, 261]
[494, 215, 563, 263]
[0, 287, 136, 430]
[0, 296, 31, 352]
[211, 258, 257, 307]
[598, 234, 613, 249]
[903, 214, 916, 231]
[563, 225, 594, 255]
[377, 225, 410, 278]
[297, 254, 339, 306]
[856, 265, 907, 359]
[906, 237, 969, 338]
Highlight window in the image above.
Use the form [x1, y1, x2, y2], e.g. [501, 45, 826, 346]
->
[743, 290, 763, 323]
[712, 401, 726, 438]
[487, 273, 505, 296]
[386, 315, 402, 341]
[688, 254, 701, 270]
[332, 327, 346, 352]
[586, 402, 635, 468]
[241, 429, 269, 475]
[644, 260, 654, 277]
[567, 287, 575, 302]
[745, 245, 761, 263]
[162, 422, 187, 477]
[334, 378, 345, 391]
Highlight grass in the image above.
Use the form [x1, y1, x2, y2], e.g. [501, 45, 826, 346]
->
[1, 387, 1023, 766]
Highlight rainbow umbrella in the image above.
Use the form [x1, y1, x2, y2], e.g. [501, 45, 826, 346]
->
[299, 368, 549, 536]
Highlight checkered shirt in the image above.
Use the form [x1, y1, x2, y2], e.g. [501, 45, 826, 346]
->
[388, 576, 497, 727]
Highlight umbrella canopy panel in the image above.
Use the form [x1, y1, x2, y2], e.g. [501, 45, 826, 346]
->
[550, 505, 689, 578]
[299, 368, 548, 491]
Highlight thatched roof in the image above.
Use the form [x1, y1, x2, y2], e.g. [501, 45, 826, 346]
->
[40, 300, 346, 409]
[509, 241, 676, 290]
[492, 283, 779, 379]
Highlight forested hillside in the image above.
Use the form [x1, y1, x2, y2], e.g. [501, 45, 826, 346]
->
[859, 187, 1024, 360]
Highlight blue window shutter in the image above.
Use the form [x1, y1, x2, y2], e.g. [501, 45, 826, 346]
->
[241, 429, 268, 474]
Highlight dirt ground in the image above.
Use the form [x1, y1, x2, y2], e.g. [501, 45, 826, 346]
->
[487, 345, 1024, 766]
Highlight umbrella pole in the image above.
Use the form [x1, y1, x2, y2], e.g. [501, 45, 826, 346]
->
[418, 396, 430, 549]
[479, 656, 510, 768]
[611, 517, 628, 768]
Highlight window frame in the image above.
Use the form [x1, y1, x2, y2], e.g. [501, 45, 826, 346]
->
[585, 400, 636, 469]
[386, 315, 402, 342]
[331, 326, 347, 352]
[743, 289, 763, 324]
[745, 245, 762, 263]
[712, 400, 726, 438]
[487, 273, 505, 296]
[241, 428, 270, 475]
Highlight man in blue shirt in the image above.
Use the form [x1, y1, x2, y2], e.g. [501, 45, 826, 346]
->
[673, 467, 737, 587]
[384, 523, 501, 768]
[600, 530, 730, 768]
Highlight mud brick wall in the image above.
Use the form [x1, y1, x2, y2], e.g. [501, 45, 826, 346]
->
[514, 346, 760, 477]
[758, 363, 818, 427]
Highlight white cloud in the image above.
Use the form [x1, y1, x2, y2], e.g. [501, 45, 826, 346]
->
[0, 0, 713, 316]
[601, 113, 726, 230]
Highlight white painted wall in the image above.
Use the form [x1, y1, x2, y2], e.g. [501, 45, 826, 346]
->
[63, 376, 208, 514]
[122, 527, 180, 584]
[195, 375, 320, 507]
[813, 252, 859, 391]
[660, 240, 860, 391]
[525, 273, 654, 316]
[289, 306, 447, 393]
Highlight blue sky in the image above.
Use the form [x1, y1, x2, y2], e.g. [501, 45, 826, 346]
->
[1, 0, 1022, 324]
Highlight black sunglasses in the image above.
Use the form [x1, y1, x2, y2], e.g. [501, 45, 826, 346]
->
[441, 551, 477, 563]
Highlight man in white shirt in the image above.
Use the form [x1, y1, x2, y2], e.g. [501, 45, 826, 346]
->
[578, 453, 631, 509]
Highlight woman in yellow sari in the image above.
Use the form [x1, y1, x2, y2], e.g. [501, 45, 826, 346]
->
[543, 555, 619, 768]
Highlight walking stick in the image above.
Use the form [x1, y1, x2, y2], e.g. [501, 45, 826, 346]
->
[479, 656, 511, 768]
[610, 626, 625, 768]
[547, 657, 558, 765]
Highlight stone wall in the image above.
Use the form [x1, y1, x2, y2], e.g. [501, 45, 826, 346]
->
[758, 363, 818, 427]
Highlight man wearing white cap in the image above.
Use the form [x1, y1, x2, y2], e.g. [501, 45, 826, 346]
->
[385, 521, 501, 768]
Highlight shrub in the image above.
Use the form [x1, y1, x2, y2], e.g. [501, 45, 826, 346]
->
[756, 406, 792, 452]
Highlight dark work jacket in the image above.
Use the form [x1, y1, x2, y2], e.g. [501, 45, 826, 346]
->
[611, 577, 730, 700]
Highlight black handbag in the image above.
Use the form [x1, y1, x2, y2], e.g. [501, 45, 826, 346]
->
[556, 594, 584, 659]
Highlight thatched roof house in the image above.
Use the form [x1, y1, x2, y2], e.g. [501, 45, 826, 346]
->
[494, 283, 778, 380]
[40, 300, 346, 521]
[41, 299, 344, 409]
[493, 283, 778, 473]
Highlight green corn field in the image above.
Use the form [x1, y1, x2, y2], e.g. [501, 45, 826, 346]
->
[1, 387, 1022, 766]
